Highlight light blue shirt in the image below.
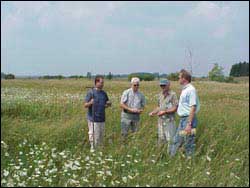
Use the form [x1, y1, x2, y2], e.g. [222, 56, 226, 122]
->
[177, 83, 200, 117]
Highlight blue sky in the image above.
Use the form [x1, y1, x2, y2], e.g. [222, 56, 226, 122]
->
[1, 1, 249, 76]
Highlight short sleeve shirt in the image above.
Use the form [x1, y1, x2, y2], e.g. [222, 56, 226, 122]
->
[120, 88, 146, 121]
[85, 88, 109, 122]
[158, 90, 178, 120]
[177, 83, 200, 117]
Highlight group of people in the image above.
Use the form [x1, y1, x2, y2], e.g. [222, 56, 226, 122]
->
[84, 69, 200, 158]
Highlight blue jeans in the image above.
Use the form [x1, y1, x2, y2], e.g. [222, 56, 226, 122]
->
[169, 116, 197, 157]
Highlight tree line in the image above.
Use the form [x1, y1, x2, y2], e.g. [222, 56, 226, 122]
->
[229, 62, 249, 77]
[1, 61, 248, 81]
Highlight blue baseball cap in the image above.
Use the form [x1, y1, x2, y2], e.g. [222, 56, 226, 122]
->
[159, 79, 169, 85]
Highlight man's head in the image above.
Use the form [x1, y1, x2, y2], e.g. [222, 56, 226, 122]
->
[131, 77, 140, 92]
[95, 75, 104, 89]
[179, 69, 191, 85]
[159, 79, 170, 92]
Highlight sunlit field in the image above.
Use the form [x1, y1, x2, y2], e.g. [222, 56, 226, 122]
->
[1, 78, 249, 187]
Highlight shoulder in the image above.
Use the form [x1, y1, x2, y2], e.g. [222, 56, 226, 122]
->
[123, 88, 131, 94]
[101, 90, 108, 95]
[187, 84, 197, 93]
[138, 91, 145, 97]
[86, 89, 93, 95]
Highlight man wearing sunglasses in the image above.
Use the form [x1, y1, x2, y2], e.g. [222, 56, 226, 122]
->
[149, 79, 178, 150]
[120, 77, 146, 140]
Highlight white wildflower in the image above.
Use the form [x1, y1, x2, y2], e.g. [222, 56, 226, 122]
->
[106, 171, 112, 176]
[85, 156, 90, 161]
[206, 156, 211, 162]
[81, 177, 89, 183]
[206, 171, 210, 175]
[1, 179, 7, 184]
[3, 169, 9, 177]
[122, 177, 127, 183]
[128, 175, 133, 179]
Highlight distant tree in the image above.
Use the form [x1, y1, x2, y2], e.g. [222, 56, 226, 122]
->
[230, 61, 249, 77]
[87, 72, 92, 80]
[5, 74, 15, 79]
[128, 72, 155, 81]
[208, 63, 224, 82]
[41, 75, 65, 79]
[167, 72, 179, 81]
[1, 72, 5, 79]
[106, 72, 113, 80]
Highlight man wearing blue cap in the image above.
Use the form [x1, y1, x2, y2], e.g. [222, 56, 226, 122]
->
[149, 79, 178, 149]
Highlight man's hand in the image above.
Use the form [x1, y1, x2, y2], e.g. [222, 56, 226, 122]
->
[184, 122, 192, 134]
[131, 108, 143, 114]
[149, 111, 156, 116]
[157, 110, 166, 116]
[89, 99, 94, 105]
[105, 101, 112, 107]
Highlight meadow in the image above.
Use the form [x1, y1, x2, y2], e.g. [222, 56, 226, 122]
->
[1, 78, 249, 187]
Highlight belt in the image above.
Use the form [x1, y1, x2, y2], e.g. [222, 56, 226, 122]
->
[180, 115, 189, 118]
[123, 109, 137, 114]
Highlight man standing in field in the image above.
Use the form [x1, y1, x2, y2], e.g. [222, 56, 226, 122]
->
[84, 75, 111, 151]
[149, 79, 178, 150]
[120, 77, 146, 140]
[169, 69, 200, 158]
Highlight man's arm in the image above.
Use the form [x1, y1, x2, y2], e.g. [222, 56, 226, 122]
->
[84, 99, 94, 108]
[149, 107, 160, 116]
[105, 101, 112, 108]
[120, 103, 140, 113]
[184, 105, 196, 133]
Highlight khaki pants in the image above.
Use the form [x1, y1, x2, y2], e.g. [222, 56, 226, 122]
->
[158, 118, 176, 144]
[87, 120, 105, 148]
[121, 118, 139, 138]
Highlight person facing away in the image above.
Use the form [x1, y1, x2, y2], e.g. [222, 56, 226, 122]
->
[84, 75, 111, 151]
[149, 79, 178, 150]
[120, 77, 146, 140]
[169, 69, 200, 158]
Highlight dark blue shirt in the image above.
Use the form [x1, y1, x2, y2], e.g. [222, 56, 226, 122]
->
[85, 88, 109, 122]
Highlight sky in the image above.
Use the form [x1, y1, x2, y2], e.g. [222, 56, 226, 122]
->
[1, 1, 249, 77]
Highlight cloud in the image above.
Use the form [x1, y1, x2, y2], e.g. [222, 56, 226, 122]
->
[183, 1, 234, 38]
[186, 1, 231, 21]
[2, 1, 126, 32]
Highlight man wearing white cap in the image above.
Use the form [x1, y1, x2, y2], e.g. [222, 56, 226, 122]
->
[120, 77, 146, 140]
[149, 79, 178, 149]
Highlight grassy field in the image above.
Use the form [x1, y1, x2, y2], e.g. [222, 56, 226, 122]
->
[1, 78, 249, 187]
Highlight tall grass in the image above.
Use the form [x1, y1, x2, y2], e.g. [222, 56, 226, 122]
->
[1, 79, 249, 186]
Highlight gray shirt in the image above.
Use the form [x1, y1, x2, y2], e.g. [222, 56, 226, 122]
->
[120, 88, 146, 121]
